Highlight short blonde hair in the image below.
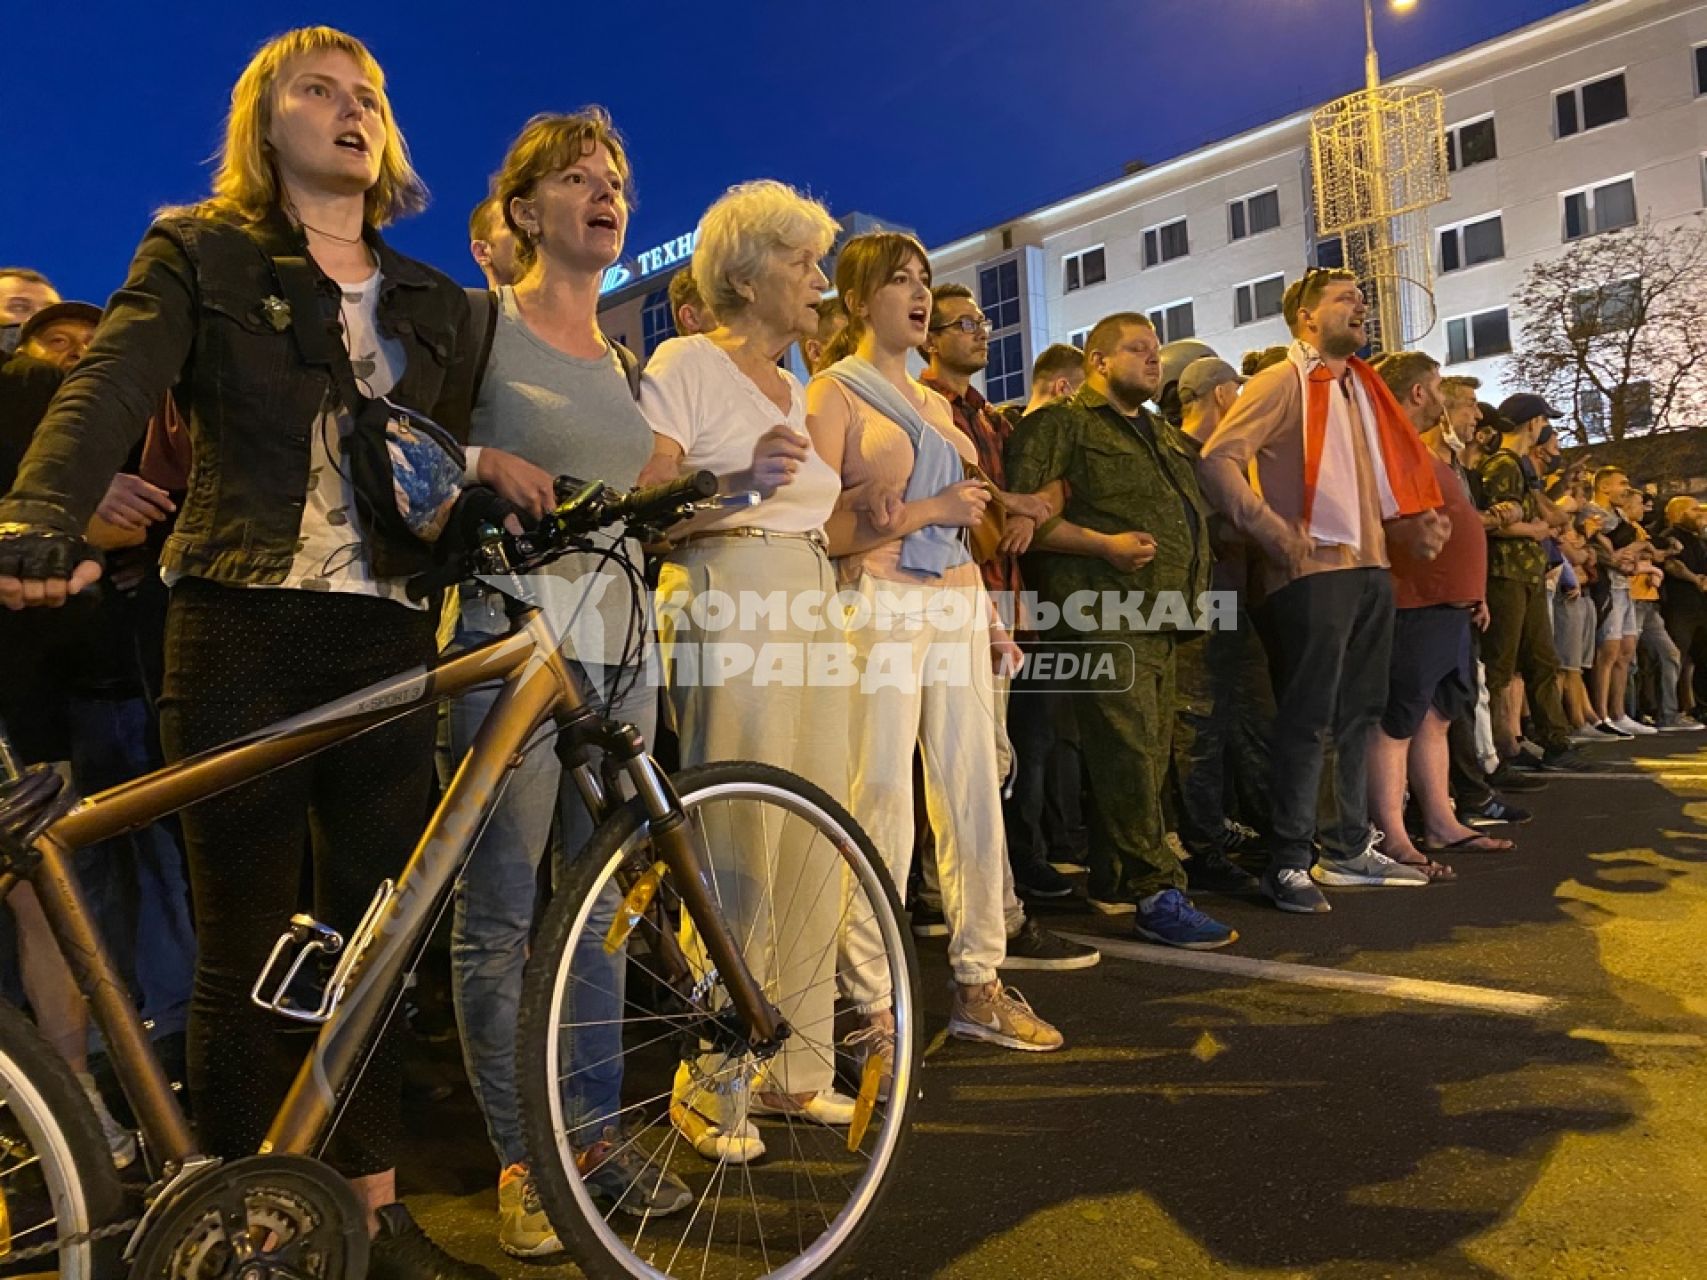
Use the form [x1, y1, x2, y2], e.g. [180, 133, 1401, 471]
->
[197, 27, 426, 227]
[693, 181, 838, 318]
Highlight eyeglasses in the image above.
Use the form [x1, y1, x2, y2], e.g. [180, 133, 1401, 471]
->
[930, 315, 992, 336]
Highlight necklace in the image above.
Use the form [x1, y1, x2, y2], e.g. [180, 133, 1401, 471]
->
[297, 218, 364, 246]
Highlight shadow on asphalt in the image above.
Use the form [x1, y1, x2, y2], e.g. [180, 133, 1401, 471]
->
[392, 736, 1702, 1277]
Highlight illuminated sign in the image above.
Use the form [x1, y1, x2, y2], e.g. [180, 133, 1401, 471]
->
[600, 229, 700, 296]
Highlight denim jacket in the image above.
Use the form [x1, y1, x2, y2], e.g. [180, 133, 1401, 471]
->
[0, 206, 474, 584]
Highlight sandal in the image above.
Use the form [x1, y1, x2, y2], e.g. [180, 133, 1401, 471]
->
[1393, 854, 1458, 882]
[1423, 833, 1514, 853]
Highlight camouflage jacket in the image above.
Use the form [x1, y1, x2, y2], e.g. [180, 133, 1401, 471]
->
[1006, 383, 1212, 634]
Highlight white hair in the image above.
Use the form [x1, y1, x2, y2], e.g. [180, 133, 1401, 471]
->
[692, 180, 838, 317]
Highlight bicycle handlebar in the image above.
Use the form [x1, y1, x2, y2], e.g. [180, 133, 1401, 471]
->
[405, 470, 723, 604]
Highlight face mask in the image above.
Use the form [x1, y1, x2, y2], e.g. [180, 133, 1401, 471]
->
[0, 324, 20, 355]
[1442, 425, 1465, 453]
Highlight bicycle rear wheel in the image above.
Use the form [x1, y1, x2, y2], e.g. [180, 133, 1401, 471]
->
[517, 761, 919, 1280]
[0, 999, 126, 1279]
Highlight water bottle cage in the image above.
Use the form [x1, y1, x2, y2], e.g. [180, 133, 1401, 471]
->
[250, 880, 395, 1024]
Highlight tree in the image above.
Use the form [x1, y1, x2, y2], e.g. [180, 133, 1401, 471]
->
[1505, 217, 1707, 443]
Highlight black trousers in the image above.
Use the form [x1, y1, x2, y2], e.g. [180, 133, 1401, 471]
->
[159, 579, 436, 1176]
[1003, 645, 1086, 868]
[1172, 606, 1275, 855]
[1255, 568, 1394, 872]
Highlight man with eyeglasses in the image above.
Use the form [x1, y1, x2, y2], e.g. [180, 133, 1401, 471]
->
[915, 285, 1099, 970]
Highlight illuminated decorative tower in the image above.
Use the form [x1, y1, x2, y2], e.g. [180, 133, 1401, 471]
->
[1309, 0, 1451, 352]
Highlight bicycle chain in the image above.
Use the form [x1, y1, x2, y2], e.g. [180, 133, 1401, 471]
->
[1, 1213, 142, 1264]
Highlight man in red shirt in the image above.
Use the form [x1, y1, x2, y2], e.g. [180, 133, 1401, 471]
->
[1369, 353, 1511, 876]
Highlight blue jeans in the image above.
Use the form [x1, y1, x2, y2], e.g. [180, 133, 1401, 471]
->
[68, 696, 196, 1041]
[449, 623, 655, 1170]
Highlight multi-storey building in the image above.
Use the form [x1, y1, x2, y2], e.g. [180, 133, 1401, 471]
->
[927, 0, 1707, 413]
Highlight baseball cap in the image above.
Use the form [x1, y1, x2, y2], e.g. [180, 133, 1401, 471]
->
[1178, 357, 1246, 406]
[17, 300, 101, 349]
[1157, 339, 1217, 393]
[1476, 404, 1514, 439]
[1497, 392, 1563, 425]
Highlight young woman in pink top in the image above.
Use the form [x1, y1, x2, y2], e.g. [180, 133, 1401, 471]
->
[806, 233, 1062, 1055]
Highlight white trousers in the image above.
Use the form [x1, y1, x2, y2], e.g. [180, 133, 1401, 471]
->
[842, 573, 1008, 1007]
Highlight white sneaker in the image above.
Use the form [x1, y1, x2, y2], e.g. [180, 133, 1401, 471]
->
[1659, 716, 1705, 732]
[76, 1072, 136, 1170]
[751, 1087, 858, 1126]
[1571, 723, 1607, 742]
[1611, 715, 1657, 736]
[1310, 831, 1430, 888]
[671, 1062, 765, 1164]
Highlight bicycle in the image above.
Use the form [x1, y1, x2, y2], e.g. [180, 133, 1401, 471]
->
[0, 470, 921, 1279]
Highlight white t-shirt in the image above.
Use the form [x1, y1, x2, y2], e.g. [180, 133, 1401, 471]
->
[640, 334, 840, 536]
[267, 271, 418, 607]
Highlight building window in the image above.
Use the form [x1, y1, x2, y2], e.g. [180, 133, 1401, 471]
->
[1577, 388, 1606, 436]
[1068, 328, 1090, 350]
[1579, 382, 1655, 434]
[1314, 236, 1345, 269]
[1148, 299, 1196, 344]
[1437, 214, 1505, 273]
[1555, 71, 1627, 138]
[1445, 308, 1512, 364]
[978, 259, 1021, 333]
[1572, 277, 1643, 333]
[1062, 246, 1106, 293]
[1696, 44, 1707, 95]
[1562, 176, 1638, 240]
[979, 258, 1026, 403]
[985, 332, 1026, 405]
[1445, 116, 1498, 172]
[1142, 218, 1190, 268]
[641, 288, 676, 356]
[1235, 274, 1286, 326]
[1228, 189, 1282, 241]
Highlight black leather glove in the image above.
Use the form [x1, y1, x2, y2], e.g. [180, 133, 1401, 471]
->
[0, 525, 102, 581]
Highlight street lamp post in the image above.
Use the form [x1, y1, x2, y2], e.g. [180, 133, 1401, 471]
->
[1357, 0, 1420, 349]
[1310, 0, 1446, 351]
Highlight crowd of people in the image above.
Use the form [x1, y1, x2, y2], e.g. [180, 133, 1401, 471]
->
[3, 23, 1705, 1279]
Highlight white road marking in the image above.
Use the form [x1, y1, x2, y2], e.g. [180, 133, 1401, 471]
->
[1065, 934, 1559, 1017]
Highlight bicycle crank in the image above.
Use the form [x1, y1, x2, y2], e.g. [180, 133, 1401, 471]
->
[127, 1153, 368, 1279]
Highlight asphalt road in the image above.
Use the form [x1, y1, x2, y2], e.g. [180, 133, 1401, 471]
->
[399, 733, 1707, 1279]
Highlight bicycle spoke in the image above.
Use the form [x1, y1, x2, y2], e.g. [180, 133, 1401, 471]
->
[530, 771, 917, 1279]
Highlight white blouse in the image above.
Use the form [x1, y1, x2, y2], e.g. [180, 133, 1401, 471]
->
[640, 335, 841, 536]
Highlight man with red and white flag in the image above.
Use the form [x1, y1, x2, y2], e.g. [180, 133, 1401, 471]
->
[1198, 268, 1449, 914]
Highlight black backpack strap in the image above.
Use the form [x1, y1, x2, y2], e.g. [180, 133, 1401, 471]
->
[466, 287, 499, 407]
[266, 253, 371, 418]
[612, 339, 643, 402]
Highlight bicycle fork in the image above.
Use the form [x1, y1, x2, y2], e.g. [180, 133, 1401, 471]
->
[557, 703, 788, 1058]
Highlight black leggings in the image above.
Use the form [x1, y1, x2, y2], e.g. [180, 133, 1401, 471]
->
[159, 579, 436, 1176]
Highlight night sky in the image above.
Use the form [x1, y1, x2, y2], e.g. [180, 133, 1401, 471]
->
[6, 0, 1581, 304]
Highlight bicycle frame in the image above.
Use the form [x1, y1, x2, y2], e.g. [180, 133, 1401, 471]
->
[0, 601, 783, 1190]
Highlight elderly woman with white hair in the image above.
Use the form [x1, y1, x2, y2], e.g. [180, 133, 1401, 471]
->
[638, 179, 854, 1163]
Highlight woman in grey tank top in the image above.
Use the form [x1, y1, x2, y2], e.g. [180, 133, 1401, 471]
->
[445, 111, 691, 1261]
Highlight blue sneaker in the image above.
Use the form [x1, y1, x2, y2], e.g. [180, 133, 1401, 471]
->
[1133, 888, 1238, 950]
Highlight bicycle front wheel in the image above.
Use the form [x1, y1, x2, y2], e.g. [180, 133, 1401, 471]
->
[518, 761, 920, 1280]
[0, 999, 126, 1279]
